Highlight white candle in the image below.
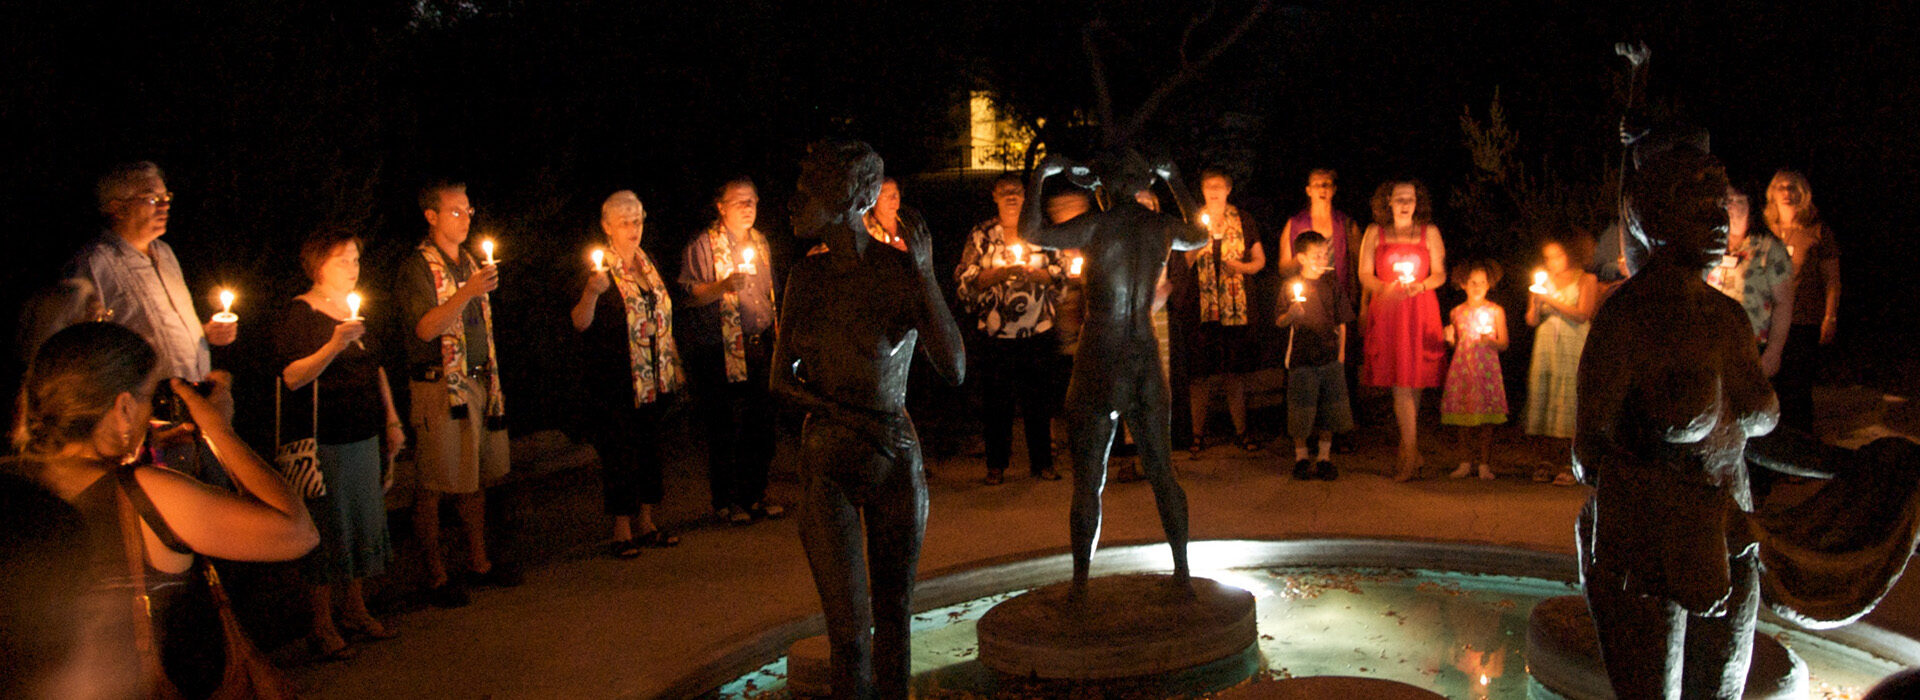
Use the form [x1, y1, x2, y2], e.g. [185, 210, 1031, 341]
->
[1069, 255, 1084, 277]
[1474, 308, 1493, 336]
[1531, 269, 1551, 294]
[1291, 281, 1306, 303]
[345, 292, 363, 321]
[481, 239, 496, 266]
[739, 245, 758, 275]
[590, 248, 605, 272]
[212, 288, 238, 324]
[1393, 261, 1417, 285]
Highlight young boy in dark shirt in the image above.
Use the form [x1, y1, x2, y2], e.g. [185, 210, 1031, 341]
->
[1276, 232, 1355, 480]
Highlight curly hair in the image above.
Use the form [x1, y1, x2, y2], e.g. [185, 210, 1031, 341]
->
[1369, 179, 1433, 228]
[13, 323, 157, 456]
[1451, 259, 1504, 289]
[798, 140, 884, 214]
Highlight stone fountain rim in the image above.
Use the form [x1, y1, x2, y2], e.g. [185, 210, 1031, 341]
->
[661, 537, 1920, 699]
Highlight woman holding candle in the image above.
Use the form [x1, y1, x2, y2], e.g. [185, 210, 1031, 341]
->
[1358, 180, 1447, 480]
[1184, 169, 1266, 455]
[1523, 237, 1597, 486]
[574, 191, 683, 557]
[274, 228, 406, 657]
[861, 177, 914, 252]
[1765, 170, 1840, 434]
[955, 173, 1064, 484]
[1441, 260, 1508, 480]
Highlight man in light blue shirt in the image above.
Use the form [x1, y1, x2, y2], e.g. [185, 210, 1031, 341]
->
[68, 161, 237, 382]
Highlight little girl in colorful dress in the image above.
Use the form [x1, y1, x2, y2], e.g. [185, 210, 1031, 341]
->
[1442, 260, 1508, 480]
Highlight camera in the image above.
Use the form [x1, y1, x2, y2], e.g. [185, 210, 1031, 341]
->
[151, 379, 215, 424]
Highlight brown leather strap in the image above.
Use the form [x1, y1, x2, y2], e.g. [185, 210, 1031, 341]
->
[115, 479, 171, 696]
[116, 466, 190, 554]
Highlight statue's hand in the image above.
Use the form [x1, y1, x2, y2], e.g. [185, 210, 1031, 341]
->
[903, 220, 934, 270]
[1038, 154, 1071, 178]
[1152, 161, 1178, 182]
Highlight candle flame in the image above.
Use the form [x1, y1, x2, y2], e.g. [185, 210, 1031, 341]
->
[1070, 256, 1084, 276]
[218, 289, 235, 313]
[1009, 243, 1025, 262]
[590, 248, 605, 271]
[481, 239, 496, 264]
[1480, 674, 1489, 685]
[1291, 282, 1306, 301]
[741, 246, 755, 263]
[346, 292, 362, 319]
[1200, 213, 1211, 227]
[1534, 270, 1548, 285]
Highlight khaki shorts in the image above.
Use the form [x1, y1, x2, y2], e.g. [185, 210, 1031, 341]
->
[411, 377, 509, 494]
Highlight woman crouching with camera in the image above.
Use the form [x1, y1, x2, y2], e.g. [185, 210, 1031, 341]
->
[10, 322, 317, 699]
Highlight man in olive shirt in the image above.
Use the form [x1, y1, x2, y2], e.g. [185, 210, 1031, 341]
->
[394, 180, 518, 607]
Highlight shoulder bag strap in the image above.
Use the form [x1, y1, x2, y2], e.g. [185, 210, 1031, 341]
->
[115, 475, 186, 699]
[116, 467, 192, 554]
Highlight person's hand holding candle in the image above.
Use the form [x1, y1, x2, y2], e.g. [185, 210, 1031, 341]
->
[204, 288, 239, 345]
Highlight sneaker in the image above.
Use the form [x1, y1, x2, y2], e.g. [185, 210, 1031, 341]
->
[426, 580, 470, 608]
[1316, 460, 1338, 480]
[1450, 462, 1473, 479]
[469, 562, 524, 588]
[1292, 459, 1313, 480]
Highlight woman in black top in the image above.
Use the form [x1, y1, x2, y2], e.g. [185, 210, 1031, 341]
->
[571, 191, 685, 558]
[275, 229, 406, 658]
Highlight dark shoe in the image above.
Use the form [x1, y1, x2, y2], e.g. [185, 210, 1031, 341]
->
[309, 634, 358, 662]
[983, 470, 1005, 486]
[426, 580, 470, 609]
[1237, 433, 1261, 452]
[1332, 438, 1356, 455]
[468, 562, 523, 589]
[1032, 467, 1062, 481]
[1291, 459, 1313, 480]
[1188, 437, 1205, 460]
[633, 529, 680, 548]
[1316, 460, 1338, 480]
[747, 501, 785, 520]
[609, 538, 644, 559]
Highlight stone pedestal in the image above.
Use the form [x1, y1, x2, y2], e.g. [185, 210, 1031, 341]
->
[977, 573, 1258, 680]
[1213, 676, 1445, 699]
[1525, 595, 1808, 699]
[783, 634, 831, 697]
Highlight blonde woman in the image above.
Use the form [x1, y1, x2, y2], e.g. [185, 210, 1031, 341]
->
[1764, 170, 1840, 433]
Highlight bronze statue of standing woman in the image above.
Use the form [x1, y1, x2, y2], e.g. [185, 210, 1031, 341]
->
[773, 140, 964, 699]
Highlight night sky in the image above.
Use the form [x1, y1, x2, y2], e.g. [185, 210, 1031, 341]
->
[5, 0, 1918, 429]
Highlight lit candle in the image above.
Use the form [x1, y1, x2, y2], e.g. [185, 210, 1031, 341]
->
[590, 248, 605, 272]
[1530, 269, 1551, 295]
[738, 245, 758, 275]
[1007, 243, 1026, 267]
[212, 288, 238, 324]
[1393, 261, 1417, 285]
[1290, 281, 1306, 303]
[1474, 308, 1494, 337]
[345, 292, 363, 321]
[481, 239, 496, 266]
[1201, 212, 1220, 239]
[1069, 255, 1085, 277]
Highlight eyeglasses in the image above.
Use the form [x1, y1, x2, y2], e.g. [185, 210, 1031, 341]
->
[121, 191, 174, 207]
[444, 207, 477, 219]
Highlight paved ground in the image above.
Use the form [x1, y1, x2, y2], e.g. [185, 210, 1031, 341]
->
[275, 386, 1920, 699]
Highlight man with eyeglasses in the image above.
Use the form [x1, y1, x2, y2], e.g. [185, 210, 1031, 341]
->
[70, 161, 236, 384]
[394, 179, 517, 608]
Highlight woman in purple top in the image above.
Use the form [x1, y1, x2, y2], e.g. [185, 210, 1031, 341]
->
[1279, 169, 1361, 301]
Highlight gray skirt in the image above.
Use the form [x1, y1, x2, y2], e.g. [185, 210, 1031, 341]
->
[301, 436, 393, 584]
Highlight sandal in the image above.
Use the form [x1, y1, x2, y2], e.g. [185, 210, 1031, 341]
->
[310, 634, 358, 662]
[340, 615, 399, 641]
[1531, 463, 1554, 483]
[1552, 470, 1579, 487]
[1236, 433, 1261, 452]
[633, 529, 680, 548]
[609, 538, 644, 559]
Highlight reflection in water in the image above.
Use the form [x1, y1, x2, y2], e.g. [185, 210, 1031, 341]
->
[717, 567, 1899, 698]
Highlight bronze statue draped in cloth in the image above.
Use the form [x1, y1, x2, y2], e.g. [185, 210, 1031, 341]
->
[1021, 151, 1211, 591]
[773, 140, 965, 699]
[1574, 143, 1920, 699]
